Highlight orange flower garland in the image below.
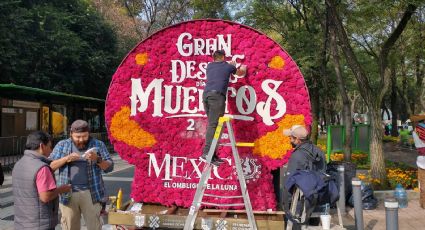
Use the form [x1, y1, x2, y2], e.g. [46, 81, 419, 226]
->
[135, 52, 149, 65]
[268, 56, 285, 70]
[110, 106, 156, 149]
[253, 114, 305, 159]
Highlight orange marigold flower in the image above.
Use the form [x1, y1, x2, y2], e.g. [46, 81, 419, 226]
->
[135, 52, 149, 65]
[268, 56, 285, 70]
[110, 106, 156, 149]
[252, 114, 304, 159]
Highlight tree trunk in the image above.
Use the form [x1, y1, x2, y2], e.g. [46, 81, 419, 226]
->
[329, 21, 352, 161]
[369, 107, 388, 182]
[399, 55, 411, 120]
[310, 77, 320, 144]
[415, 55, 425, 113]
[390, 65, 398, 136]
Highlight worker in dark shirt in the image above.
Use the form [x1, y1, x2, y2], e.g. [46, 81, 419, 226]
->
[200, 50, 246, 166]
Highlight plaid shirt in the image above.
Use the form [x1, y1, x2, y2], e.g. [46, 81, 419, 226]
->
[50, 138, 113, 205]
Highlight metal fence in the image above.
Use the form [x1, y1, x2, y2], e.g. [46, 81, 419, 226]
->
[0, 132, 112, 173]
[0, 136, 27, 172]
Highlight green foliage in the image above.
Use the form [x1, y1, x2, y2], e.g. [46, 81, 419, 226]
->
[0, 0, 119, 98]
[191, 0, 231, 19]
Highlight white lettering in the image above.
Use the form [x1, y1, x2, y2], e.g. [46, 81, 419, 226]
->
[256, 79, 287, 125]
[176, 33, 231, 57]
[164, 85, 182, 114]
[172, 157, 187, 178]
[181, 87, 197, 113]
[176, 33, 192, 57]
[236, 86, 256, 114]
[148, 153, 171, 180]
[130, 78, 164, 117]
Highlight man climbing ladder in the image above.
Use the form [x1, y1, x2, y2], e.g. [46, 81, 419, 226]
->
[200, 49, 246, 166]
[184, 115, 257, 230]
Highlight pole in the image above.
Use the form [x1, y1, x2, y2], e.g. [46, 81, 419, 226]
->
[352, 178, 364, 230]
[327, 125, 332, 162]
[338, 165, 346, 214]
[385, 199, 399, 230]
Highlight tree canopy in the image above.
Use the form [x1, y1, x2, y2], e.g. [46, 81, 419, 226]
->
[0, 0, 119, 98]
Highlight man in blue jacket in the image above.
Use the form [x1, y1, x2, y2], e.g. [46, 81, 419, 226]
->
[282, 125, 327, 228]
[283, 125, 326, 176]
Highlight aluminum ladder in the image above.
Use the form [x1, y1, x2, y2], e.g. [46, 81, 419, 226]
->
[183, 115, 257, 230]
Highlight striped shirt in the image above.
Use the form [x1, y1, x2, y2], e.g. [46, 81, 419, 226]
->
[50, 138, 113, 205]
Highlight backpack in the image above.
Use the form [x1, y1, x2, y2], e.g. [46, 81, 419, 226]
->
[284, 146, 339, 225]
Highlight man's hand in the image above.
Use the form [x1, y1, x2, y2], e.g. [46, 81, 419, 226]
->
[84, 151, 98, 161]
[57, 184, 71, 194]
[39, 184, 71, 203]
[67, 153, 80, 163]
[236, 64, 247, 76]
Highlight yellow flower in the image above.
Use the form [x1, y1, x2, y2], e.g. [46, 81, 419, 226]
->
[110, 106, 156, 149]
[253, 114, 304, 159]
[135, 52, 149, 65]
[268, 56, 285, 70]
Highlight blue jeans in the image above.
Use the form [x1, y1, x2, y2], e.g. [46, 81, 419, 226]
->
[202, 91, 226, 157]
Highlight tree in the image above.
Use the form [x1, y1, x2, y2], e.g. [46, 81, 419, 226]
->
[191, 0, 232, 19]
[121, 0, 192, 38]
[91, 0, 142, 58]
[326, 0, 418, 183]
[0, 0, 119, 98]
[329, 14, 353, 160]
[240, 0, 344, 144]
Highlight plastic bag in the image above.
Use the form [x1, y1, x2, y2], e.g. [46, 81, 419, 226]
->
[0, 163, 4, 186]
[348, 184, 378, 210]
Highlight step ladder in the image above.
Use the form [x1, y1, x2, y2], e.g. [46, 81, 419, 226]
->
[183, 115, 257, 230]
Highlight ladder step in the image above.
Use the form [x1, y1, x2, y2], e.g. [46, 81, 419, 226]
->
[201, 202, 245, 207]
[220, 142, 255, 147]
[204, 194, 243, 199]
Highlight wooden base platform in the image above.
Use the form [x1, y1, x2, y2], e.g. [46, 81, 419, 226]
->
[108, 204, 286, 229]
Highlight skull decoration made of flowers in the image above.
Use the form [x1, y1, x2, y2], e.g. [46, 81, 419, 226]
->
[106, 19, 312, 210]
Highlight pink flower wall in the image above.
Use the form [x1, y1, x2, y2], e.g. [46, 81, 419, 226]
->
[105, 19, 311, 210]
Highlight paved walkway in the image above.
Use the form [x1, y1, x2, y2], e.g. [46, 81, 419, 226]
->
[348, 199, 425, 230]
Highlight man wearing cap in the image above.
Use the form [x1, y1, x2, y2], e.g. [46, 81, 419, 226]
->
[282, 125, 326, 229]
[283, 125, 326, 177]
[50, 120, 113, 230]
[200, 50, 246, 166]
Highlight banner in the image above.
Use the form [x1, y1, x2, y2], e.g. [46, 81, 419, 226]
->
[106, 19, 311, 210]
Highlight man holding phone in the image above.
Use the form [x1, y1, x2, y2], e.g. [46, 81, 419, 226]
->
[50, 120, 114, 230]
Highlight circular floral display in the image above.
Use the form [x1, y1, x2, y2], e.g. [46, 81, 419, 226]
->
[105, 19, 311, 210]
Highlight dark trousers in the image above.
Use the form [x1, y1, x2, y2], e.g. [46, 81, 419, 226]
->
[202, 91, 226, 157]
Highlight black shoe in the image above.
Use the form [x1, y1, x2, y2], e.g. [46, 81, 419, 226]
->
[199, 155, 223, 167]
[212, 156, 224, 164]
[210, 156, 224, 166]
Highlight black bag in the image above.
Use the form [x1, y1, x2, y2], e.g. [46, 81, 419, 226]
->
[348, 184, 378, 210]
[0, 163, 4, 186]
[285, 171, 339, 225]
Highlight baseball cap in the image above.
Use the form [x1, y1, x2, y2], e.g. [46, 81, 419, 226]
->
[283, 125, 309, 139]
[70, 120, 89, 133]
